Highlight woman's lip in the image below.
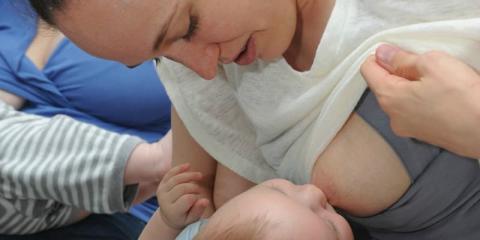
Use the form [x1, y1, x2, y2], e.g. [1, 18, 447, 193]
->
[234, 37, 256, 65]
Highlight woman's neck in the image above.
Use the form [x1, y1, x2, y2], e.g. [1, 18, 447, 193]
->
[26, 21, 64, 70]
[283, 0, 335, 72]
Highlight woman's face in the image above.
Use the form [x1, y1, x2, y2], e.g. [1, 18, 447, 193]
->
[203, 179, 354, 240]
[55, 0, 298, 79]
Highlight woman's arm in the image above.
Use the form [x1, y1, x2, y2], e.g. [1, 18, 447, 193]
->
[0, 100, 168, 234]
[213, 163, 255, 208]
[138, 108, 219, 240]
[172, 107, 217, 215]
[0, 101, 140, 207]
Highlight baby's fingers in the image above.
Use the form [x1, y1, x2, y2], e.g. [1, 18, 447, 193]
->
[162, 171, 203, 192]
[185, 199, 210, 224]
[166, 182, 203, 203]
[172, 194, 203, 214]
[161, 163, 190, 182]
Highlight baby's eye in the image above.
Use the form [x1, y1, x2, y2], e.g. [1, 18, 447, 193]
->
[183, 16, 198, 41]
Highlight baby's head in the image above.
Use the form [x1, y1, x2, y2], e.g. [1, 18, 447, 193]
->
[194, 179, 353, 240]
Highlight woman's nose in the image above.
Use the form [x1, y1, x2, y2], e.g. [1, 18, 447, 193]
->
[175, 43, 220, 80]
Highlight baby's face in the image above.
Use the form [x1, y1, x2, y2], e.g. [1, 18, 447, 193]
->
[204, 179, 353, 240]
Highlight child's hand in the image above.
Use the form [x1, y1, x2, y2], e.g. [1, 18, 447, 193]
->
[157, 164, 210, 230]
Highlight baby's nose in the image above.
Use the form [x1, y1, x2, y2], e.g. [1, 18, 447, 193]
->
[302, 184, 328, 209]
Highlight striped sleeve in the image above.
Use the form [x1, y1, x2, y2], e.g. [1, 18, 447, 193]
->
[0, 101, 145, 234]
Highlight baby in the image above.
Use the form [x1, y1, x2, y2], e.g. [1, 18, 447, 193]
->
[139, 164, 353, 240]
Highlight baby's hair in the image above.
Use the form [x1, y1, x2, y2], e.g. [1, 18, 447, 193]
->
[194, 214, 274, 240]
[28, 0, 65, 25]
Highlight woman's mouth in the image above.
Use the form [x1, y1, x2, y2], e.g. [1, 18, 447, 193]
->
[234, 37, 257, 65]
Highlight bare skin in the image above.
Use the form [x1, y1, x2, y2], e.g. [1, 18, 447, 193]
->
[312, 113, 410, 216]
[154, 0, 410, 219]
[53, 0, 333, 79]
[171, 107, 410, 218]
[283, 0, 335, 71]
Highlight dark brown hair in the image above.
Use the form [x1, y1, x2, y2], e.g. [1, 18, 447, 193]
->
[28, 0, 65, 25]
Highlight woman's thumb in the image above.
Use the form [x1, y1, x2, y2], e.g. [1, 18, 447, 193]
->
[376, 44, 421, 80]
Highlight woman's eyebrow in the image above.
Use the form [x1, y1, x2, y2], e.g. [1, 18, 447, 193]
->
[152, 3, 179, 51]
[152, 19, 172, 51]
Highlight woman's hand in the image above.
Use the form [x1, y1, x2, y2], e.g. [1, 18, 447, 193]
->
[361, 44, 480, 158]
[125, 130, 172, 204]
[157, 164, 210, 230]
[125, 130, 172, 185]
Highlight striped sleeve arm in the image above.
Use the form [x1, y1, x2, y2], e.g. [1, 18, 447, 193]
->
[0, 101, 144, 214]
[0, 198, 75, 234]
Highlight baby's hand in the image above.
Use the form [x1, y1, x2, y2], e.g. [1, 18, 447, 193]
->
[157, 164, 210, 230]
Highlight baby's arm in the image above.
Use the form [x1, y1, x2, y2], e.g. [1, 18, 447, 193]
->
[139, 164, 209, 240]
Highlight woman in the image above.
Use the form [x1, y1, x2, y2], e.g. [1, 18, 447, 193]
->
[0, 1, 171, 239]
[28, 0, 480, 239]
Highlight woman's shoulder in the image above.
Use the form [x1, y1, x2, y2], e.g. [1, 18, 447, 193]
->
[0, 0, 37, 53]
[0, 0, 37, 32]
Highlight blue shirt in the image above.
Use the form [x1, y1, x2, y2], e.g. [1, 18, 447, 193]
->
[0, 0, 170, 222]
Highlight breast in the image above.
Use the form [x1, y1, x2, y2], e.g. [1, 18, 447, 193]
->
[311, 113, 411, 217]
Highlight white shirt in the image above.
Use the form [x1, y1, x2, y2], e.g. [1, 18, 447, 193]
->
[157, 0, 480, 184]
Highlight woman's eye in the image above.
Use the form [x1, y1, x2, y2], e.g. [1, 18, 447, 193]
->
[183, 16, 198, 41]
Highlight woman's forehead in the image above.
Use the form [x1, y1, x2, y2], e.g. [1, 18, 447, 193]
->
[57, 0, 178, 38]
[62, 0, 176, 19]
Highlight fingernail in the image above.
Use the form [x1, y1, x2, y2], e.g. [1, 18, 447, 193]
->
[376, 44, 399, 65]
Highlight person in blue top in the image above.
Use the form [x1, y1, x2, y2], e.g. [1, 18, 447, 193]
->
[0, 1, 172, 239]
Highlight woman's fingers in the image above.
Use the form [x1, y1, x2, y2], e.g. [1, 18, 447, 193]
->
[375, 44, 422, 80]
[361, 56, 408, 94]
